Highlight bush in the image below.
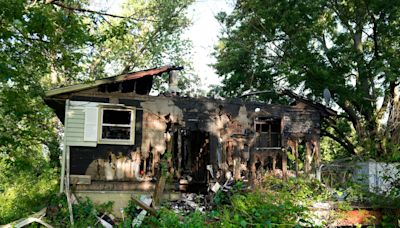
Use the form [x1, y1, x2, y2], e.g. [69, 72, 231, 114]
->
[141, 208, 208, 228]
[213, 182, 313, 227]
[0, 166, 58, 224]
[45, 195, 114, 227]
[262, 175, 331, 204]
[137, 177, 330, 227]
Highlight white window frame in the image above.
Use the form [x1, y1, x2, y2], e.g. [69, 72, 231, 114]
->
[98, 107, 135, 145]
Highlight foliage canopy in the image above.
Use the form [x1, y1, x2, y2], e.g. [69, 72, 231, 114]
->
[0, 0, 194, 223]
[214, 0, 400, 159]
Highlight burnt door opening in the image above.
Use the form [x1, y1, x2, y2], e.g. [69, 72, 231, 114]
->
[254, 117, 281, 148]
[181, 130, 209, 192]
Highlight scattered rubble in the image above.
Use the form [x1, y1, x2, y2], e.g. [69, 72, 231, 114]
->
[95, 214, 113, 228]
[130, 195, 153, 227]
[166, 193, 207, 215]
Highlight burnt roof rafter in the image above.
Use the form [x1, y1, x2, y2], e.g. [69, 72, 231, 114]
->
[46, 65, 183, 97]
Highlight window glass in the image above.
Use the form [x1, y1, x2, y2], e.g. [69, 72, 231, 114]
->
[102, 126, 131, 139]
[101, 109, 133, 141]
[103, 110, 131, 125]
[271, 123, 280, 132]
[254, 118, 281, 147]
[261, 124, 269, 132]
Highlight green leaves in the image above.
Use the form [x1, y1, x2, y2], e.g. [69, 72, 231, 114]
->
[0, 0, 195, 223]
[214, 0, 400, 159]
[96, 0, 194, 74]
[0, 166, 59, 224]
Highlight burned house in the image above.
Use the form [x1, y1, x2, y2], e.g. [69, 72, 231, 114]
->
[45, 66, 334, 211]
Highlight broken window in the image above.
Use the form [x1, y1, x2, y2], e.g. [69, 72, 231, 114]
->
[100, 108, 135, 144]
[254, 117, 281, 148]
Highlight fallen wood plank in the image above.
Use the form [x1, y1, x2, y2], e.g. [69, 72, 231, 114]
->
[65, 181, 74, 226]
[130, 195, 153, 227]
[139, 195, 152, 208]
[14, 218, 53, 228]
[152, 175, 166, 207]
[70, 175, 91, 185]
[130, 197, 157, 216]
[133, 194, 184, 222]
[2, 208, 53, 228]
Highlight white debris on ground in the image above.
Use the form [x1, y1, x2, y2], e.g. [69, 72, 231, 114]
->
[131, 195, 153, 227]
[167, 193, 207, 215]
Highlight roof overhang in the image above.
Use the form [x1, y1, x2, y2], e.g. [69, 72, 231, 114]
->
[46, 65, 183, 97]
[281, 90, 336, 117]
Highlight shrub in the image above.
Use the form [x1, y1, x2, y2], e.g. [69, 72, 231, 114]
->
[215, 188, 312, 227]
[45, 195, 114, 227]
[141, 208, 208, 228]
[0, 166, 58, 224]
[209, 179, 326, 227]
[262, 175, 331, 204]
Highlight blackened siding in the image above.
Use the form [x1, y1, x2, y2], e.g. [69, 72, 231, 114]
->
[70, 144, 136, 175]
[69, 109, 143, 175]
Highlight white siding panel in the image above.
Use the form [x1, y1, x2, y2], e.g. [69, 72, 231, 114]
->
[84, 107, 99, 142]
[68, 118, 85, 124]
[66, 127, 85, 133]
[66, 123, 85, 129]
[65, 102, 97, 147]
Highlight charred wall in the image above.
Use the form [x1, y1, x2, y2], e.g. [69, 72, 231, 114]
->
[67, 93, 324, 185]
[70, 144, 136, 178]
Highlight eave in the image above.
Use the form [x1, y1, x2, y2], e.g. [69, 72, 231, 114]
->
[46, 65, 182, 97]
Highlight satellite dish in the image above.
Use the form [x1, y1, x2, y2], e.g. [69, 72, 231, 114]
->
[323, 88, 331, 106]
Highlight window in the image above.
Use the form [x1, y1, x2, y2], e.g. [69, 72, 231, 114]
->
[99, 108, 135, 144]
[254, 117, 281, 148]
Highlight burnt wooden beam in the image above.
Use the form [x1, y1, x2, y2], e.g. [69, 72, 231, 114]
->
[152, 175, 166, 207]
[131, 197, 157, 215]
[282, 150, 287, 180]
[305, 141, 312, 174]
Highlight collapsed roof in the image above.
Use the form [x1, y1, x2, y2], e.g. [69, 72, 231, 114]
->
[45, 65, 335, 122]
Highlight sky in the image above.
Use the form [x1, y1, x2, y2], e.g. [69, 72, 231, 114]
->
[184, 1, 234, 89]
[91, 0, 234, 91]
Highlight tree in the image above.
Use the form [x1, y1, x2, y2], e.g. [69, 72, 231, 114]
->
[0, 0, 194, 223]
[43, 0, 197, 93]
[0, 0, 92, 222]
[108, 0, 199, 95]
[213, 0, 400, 159]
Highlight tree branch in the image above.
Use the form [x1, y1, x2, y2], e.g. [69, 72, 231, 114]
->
[370, 13, 379, 59]
[377, 81, 396, 121]
[49, 1, 157, 22]
[321, 129, 356, 155]
[336, 99, 363, 136]
[121, 5, 187, 72]
[323, 117, 356, 152]
[316, 34, 337, 68]
[51, 1, 127, 19]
